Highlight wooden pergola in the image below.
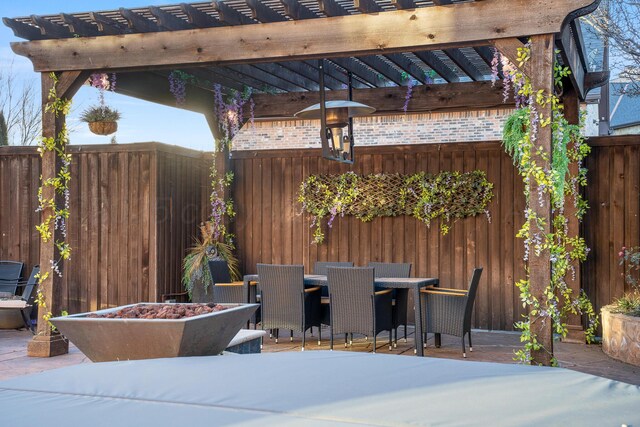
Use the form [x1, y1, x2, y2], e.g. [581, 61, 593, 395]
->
[5, 0, 606, 364]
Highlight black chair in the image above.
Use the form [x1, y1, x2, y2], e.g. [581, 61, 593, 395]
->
[313, 261, 354, 276]
[207, 259, 246, 303]
[257, 264, 322, 350]
[313, 261, 354, 325]
[420, 268, 483, 358]
[0, 265, 39, 333]
[0, 261, 24, 295]
[327, 267, 393, 353]
[368, 262, 411, 345]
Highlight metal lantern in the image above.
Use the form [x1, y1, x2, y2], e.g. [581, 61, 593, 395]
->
[294, 60, 375, 164]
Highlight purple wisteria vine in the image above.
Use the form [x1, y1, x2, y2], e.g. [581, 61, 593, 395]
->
[208, 84, 254, 245]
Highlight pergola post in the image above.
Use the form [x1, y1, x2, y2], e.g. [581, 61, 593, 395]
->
[28, 71, 86, 357]
[561, 83, 586, 343]
[204, 113, 235, 230]
[528, 34, 555, 365]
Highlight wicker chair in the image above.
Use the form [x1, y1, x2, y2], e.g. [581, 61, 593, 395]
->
[327, 267, 393, 353]
[314, 261, 353, 325]
[257, 264, 322, 350]
[368, 262, 411, 345]
[419, 268, 483, 358]
[0, 261, 24, 295]
[207, 260, 245, 303]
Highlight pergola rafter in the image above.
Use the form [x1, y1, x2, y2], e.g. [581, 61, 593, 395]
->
[3, 0, 604, 364]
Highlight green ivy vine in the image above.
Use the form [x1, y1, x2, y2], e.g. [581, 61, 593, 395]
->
[498, 43, 598, 365]
[34, 72, 73, 329]
[299, 171, 494, 244]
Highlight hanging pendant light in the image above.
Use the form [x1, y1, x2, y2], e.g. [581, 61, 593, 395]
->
[294, 60, 375, 164]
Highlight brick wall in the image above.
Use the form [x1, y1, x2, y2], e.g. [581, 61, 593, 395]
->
[232, 108, 514, 150]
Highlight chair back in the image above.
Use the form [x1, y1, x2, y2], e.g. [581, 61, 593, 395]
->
[21, 266, 40, 306]
[207, 259, 232, 284]
[313, 262, 354, 276]
[463, 268, 483, 327]
[327, 267, 375, 336]
[0, 261, 24, 294]
[257, 264, 305, 331]
[314, 262, 354, 297]
[368, 262, 411, 278]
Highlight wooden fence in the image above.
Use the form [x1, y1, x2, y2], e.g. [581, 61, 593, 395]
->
[1, 135, 637, 332]
[583, 135, 640, 322]
[233, 142, 528, 331]
[0, 143, 209, 314]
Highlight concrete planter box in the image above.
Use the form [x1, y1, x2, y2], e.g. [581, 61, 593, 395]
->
[50, 303, 258, 362]
[601, 305, 640, 367]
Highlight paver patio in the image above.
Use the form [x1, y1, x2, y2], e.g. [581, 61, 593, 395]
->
[2, 328, 638, 385]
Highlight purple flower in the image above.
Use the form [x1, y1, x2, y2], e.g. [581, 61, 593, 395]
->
[403, 79, 415, 114]
[169, 71, 187, 106]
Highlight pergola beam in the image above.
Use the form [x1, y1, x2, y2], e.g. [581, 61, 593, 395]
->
[10, 0, 600, 73]
[246, 81, 513, 118]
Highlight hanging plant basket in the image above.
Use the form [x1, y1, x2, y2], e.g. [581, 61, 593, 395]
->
[88, 121, 118, 136]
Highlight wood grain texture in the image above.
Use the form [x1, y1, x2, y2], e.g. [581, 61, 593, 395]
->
[248, 82, 513, 119]
[0, 143, 208, 314]
[11, 0, 596, 72]
[232, 141, 526, 330]
[1, 134, 634, 332]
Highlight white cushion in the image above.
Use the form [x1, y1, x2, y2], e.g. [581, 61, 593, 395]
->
[0, 299, 28, 309]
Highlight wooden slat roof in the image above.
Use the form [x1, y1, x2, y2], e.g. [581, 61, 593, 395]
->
[4, 0, 504, 94]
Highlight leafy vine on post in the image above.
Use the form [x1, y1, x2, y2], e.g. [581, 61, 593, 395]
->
[495, 42, 598, 365]
[35, 72, 72, 330]
[182, 85, 254, 297]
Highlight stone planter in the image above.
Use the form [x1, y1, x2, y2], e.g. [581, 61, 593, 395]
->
[50, 302, 258, 362]
[601, 305, 640, 367]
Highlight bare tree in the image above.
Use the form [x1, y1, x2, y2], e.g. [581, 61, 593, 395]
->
[0, 63, 41, 145]
[585, 0, 640, 94]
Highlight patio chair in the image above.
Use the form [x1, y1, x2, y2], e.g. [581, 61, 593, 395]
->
[313, 261, 353, 325]
[0, 265, 39, 333]
[368, 262, 411, 345]
[0, 261, 24, 295]
[208, 260, 245, 304]
[327, 267, 393, 353]
[257, 264, 321, 350]
[419, 268, 483, 358]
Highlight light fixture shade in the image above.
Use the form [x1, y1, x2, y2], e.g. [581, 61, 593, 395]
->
[294, 100, 376, 120]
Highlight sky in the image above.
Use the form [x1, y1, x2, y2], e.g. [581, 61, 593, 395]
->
[0, 1, 214, 151]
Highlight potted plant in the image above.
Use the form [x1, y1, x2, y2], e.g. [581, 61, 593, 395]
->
[182, 221, 240, 303]
[601, 246, 640, 366]
[80, 105, 121, 135]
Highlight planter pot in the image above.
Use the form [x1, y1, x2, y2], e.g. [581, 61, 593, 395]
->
[88, 121, 117, 135]
[50, 302, 258, 362]
[601, 305, 640, 367]
[191, 277, 215, 304]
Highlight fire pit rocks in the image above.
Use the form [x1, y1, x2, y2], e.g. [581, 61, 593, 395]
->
[50, 302, 258, 362]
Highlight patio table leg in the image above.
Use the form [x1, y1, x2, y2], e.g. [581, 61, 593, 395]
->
[413, 285, 424, 356]
[243, 278, 251, 328]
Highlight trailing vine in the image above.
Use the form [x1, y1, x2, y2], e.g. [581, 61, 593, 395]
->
[34, 73, 72, 329]
[299, 171, 493, 244]
[495, 43, 598, 365]
[181, 84, 253, 296]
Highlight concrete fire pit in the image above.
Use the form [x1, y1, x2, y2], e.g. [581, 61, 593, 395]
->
[50, 303, 258, 362]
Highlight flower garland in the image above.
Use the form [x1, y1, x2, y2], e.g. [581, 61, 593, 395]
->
[209, 84, 254, 245]
[34, 73, 73, 328]
[299, 171, 493, 244]
[494, 44, 598, 364]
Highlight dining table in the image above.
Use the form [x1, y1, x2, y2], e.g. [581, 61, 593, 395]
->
[243, 273, 439, 357]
